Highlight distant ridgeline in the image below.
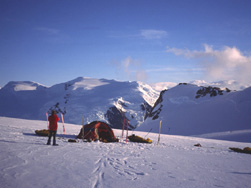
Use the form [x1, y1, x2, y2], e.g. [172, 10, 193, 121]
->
[178, 83, 232, 98]
[145, 83, 234, 121]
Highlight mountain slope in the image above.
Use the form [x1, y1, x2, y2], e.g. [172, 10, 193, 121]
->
[137, 83, 251, 142]
[0, 77, 159, 129]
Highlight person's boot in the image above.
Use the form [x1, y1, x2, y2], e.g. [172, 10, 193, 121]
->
[53, 140, 58, 146]
[47, 139, 51, 145]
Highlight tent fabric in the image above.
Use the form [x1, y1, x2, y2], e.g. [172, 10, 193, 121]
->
[77, 121, 117, 142]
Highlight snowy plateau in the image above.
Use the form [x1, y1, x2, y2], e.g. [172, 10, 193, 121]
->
[0, 117, 251, 188]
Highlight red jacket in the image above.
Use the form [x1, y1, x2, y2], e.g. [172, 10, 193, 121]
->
[49, 114, 60, 131]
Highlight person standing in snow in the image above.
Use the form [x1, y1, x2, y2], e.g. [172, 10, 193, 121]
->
[47, 110, 60, 146]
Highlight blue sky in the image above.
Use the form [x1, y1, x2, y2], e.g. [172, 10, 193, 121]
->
[1, 0, 251, 87]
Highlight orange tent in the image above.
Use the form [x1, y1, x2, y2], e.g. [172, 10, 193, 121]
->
[77, 121, 118, 142]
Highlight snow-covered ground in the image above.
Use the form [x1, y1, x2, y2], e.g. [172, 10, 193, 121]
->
[1, 117, 251, 188]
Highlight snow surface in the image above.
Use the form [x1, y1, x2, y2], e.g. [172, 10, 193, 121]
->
[71, 77, 109, 91]
[2, 81, 47, 92]
[1, 117, 251, 188]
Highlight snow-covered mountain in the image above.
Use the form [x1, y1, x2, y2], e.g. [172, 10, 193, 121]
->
[0, 77, 159, 129]
[137, 83, 251, 142]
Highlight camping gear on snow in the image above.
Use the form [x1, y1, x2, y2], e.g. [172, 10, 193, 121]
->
[128, 134, 152, 144]
[68, 139, 78, 143]
[35, 129, 49, 136]
[229, 147, 251, 154]
[77, 121, 118, 143]
[194, 143, 202, 147]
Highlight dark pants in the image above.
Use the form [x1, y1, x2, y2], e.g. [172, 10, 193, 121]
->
[47, 130, 57, 145]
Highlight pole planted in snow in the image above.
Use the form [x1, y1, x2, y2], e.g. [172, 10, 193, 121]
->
[82, 115, 85, 139]
[46, 112, 49, 129]
[126, 119, 129, 143]
[121, 118, 125, 142]
[82, 115, 84, 127]
[157, 120, 162, 146]
[61, 113, 66, 135]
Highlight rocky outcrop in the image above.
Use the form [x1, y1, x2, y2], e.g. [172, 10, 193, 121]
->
[195, 86, 231, 99]
[145, 89, 167, 120]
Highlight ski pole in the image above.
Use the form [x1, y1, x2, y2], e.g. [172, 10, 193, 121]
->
[46, 112, 49, 129]
[121, 118, 125, 142]
[61, 113, 66, 135]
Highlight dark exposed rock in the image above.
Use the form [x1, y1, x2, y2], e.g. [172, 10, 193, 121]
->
[195, 86, 230, 99]
[105, 106, 134, 130]
[145, 89, 167, 120]
[142, 102, 153, 120]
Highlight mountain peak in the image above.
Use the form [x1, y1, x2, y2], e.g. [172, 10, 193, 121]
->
[2, 81, 47, 92]
[67, 77, 110, 91]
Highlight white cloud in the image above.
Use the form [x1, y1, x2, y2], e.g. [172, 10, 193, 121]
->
[113, 57, 148, 82]
[140, 29, 167, 39]
[166, 44, 251, 84]
[135, 70, 148, 81]
[145, 67, 203, 73]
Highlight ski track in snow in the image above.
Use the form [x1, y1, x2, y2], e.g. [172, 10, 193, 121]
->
[90, 143, 152, 188]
